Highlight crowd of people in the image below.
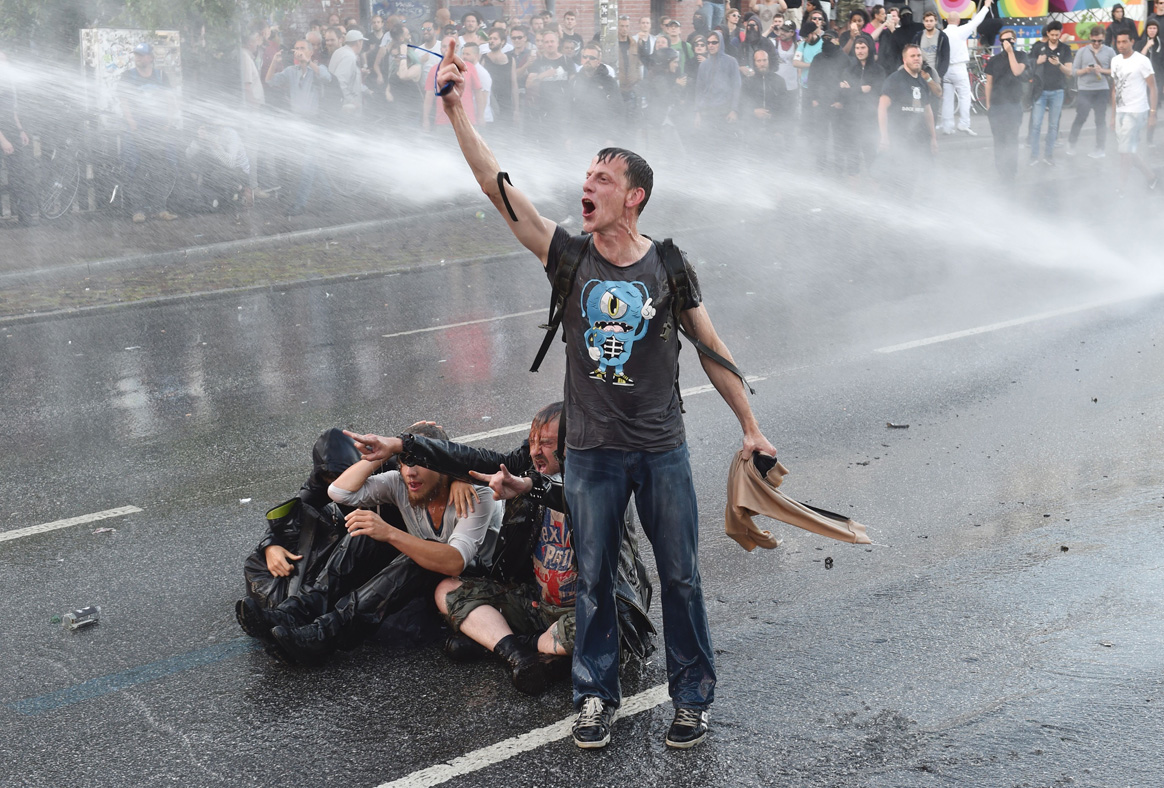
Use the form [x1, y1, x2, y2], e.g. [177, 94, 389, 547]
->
[1, 2, 1161, 227]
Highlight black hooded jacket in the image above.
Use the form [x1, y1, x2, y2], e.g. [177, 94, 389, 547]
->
[1106, 5, 1139, 47]
[806, 37, 851, 105]
[840, 35, 885, 119]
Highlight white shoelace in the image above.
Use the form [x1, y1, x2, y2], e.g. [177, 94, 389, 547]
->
[575, 697, 607, 726]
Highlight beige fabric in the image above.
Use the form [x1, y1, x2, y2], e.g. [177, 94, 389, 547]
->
[725, 449, 871, 551]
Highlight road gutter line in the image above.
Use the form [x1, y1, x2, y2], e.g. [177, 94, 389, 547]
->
[0, 505, 142, 543]
[873, 295, 1140, 354]
[374, 684, 670, 788]
[453, 376, 767, 444]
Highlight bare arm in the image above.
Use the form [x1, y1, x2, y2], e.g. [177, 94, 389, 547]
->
[984, 73, 992, 109]
[344, 509, 466, 575]
[436, 40, 555, 265]
[679, 304, 776, 456]
[330, 458, 384, 497]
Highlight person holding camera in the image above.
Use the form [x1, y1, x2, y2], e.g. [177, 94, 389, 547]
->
[983, 28, 1028, 183]
[1027, 20, 1074, 166]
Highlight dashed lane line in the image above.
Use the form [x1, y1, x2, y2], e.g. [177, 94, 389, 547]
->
[873, 295, 1140, 354]
[374, 684, 671, 788]
[382, 309, 544, 339]
[0, 505, 142, 543]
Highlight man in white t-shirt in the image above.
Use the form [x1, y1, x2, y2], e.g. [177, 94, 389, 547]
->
[1110, 30, 1158, 192]
[939, 0, 992, 136]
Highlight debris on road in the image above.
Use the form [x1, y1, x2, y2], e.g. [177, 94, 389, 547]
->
[824, 557, 833, 569]
[62, 606, 101, 631]
[239, 498, 252, 504]
[1061, 546, 1069, 552]
[91, 527, 116, 535]
[886, 422, 909, 429]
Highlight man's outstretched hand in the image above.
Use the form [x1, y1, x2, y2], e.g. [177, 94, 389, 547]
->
[436, 38, 466, 108]
[469, 464, 534, 500]
[343, 430, 403, 463]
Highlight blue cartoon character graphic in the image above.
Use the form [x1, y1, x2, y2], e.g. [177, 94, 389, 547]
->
[580, 279, 656, 387]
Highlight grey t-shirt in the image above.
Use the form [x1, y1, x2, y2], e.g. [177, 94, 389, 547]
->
[546, 226, 702, 452]
[1073, 44, 1115, 91]
[328, 471, 499, 569]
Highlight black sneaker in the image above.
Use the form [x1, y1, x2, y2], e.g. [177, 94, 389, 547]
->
[665, 707, 709, 749]
[572, 696, 616, 749]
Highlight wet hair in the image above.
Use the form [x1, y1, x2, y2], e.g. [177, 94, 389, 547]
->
[408, 422, 450, 441]
[596, 147, 653, 214]
[531, 402, 564, 434]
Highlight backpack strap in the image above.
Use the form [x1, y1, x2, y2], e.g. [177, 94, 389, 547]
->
[658, 238, 755, 396]
[530, 233, 591, 373]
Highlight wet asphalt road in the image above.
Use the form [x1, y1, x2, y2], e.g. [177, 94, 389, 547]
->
[1, 184, 1163, 788]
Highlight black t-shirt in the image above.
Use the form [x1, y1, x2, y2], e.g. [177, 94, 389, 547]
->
[880, 67, 933, 145]
[1029, 41, 1072, 92]
[985, 48, 1028, 106]
[545, 226, 702, 452]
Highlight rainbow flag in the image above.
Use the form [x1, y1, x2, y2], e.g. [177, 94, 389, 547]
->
[938, 0, 978, 17]
[999, 0, 1049, 16]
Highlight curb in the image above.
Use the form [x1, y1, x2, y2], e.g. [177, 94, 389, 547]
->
[0, 203, 479, 288]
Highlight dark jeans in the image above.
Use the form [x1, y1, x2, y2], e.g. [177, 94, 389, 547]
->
[989, 101, 1024, 182]
[565, 442, 715, 710]
[1068, 89, 1109, 150]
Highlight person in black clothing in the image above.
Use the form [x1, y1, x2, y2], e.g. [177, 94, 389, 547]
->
[0, 50, 36, 226]
[838, 33, 884, 176]
[806, 29, 851, 172]
[1105, 4, 1138, 48]
[572, 44, 624, 151]
[1137, 19, 1164, 143]
[1027, 20, 1074, 166]
[742, 48, 792, 145]
[984, 28, 1028, 182]
[526, 30, 574, 143]
[878, 42, 939, 193]
[483, 29, 518, 130]
[241, 429, 387, 609]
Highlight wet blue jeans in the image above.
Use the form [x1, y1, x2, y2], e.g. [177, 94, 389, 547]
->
[1028, 88, 1065, 161]
[564, 442, 716, 711]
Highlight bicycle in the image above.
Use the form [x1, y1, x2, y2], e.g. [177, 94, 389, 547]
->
[35, 133, 83, 221]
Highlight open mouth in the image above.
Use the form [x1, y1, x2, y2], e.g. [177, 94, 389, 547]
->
[581, 198, 596, 218]
[596, 321, 631, 333]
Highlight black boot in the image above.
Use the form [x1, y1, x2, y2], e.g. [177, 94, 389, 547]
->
[494, 634, 549, 695]
[540, 652, 572, 683]
[444, 633, 490, 663]
[270, 594, 365, 666]
[236, 589, 327, 641]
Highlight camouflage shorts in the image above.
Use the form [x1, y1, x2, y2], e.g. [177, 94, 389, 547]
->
[443, 577, 575, 654]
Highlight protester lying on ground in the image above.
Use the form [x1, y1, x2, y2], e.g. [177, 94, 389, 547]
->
[346, 403, 655, 696]
[236, 423, 496, 666]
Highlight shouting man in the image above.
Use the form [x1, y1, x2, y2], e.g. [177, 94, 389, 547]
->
[431, 41, 776, 750]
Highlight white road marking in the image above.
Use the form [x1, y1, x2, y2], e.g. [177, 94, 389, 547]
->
[0, 506, 143, 543]
[873, 296, 1137, 354]
[375, 684, 671, 788]
[383, 309, 544, 339]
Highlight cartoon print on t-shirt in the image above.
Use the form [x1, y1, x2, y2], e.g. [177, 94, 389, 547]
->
[581, 279, 657, 387]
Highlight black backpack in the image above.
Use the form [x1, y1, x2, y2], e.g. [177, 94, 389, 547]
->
[530, 232, 754, 407]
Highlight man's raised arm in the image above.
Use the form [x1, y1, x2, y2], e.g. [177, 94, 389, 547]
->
[436, 40, 556, 266]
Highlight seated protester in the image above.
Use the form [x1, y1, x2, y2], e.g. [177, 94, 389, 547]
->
[237, 423, 500, 666]
[184, 122, 250, 212]
[350, 403, 656, 696]
[240, 428, 395, 610]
